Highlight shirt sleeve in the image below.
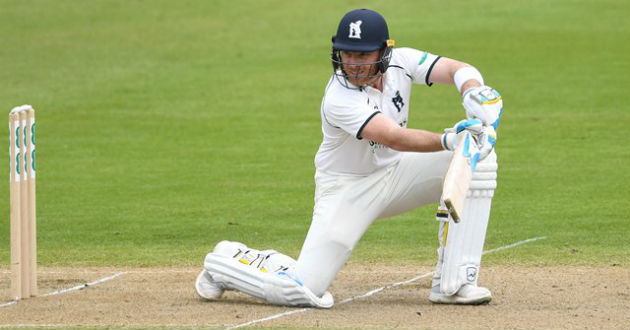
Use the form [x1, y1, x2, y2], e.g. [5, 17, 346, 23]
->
[323, 98, 380, 139]
[394, 47, 441, 86]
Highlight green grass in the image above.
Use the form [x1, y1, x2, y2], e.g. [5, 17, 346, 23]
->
[0, 0, 628, 268]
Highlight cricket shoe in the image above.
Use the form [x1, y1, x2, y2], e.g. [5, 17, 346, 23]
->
[429, 284, 492, 305]
[195, 269, 225, 300]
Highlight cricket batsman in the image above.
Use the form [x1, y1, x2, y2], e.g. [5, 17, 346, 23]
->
[195, 8, 503, 308]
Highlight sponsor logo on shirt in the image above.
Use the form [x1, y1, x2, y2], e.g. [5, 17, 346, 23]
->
[368, 140, 388, 152]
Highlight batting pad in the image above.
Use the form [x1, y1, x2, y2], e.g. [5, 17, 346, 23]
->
[440, 151, 497, 295]
[204, 241, 334, 308]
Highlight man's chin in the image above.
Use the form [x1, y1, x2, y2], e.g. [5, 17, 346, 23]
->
[347, 77, 370, 87]
[359, 77, 381, 87]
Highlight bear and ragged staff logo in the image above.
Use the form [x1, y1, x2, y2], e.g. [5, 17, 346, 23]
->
[349, 20, 362, 39]
[392, 91, 404, 112]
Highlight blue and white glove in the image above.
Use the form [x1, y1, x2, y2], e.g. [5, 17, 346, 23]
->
[476, 125, 496, 159]
[441, 118, 483, 151]
[462, 86, 502, 159]
[462, 86, 502, 128]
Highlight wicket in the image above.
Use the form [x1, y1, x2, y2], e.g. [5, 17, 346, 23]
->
[9, 105, 37, 300]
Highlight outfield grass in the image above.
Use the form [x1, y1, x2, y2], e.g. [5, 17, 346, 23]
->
[0, 0, 628, 268]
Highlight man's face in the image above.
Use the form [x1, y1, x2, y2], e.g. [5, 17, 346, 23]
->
[340, 50, 381, 86]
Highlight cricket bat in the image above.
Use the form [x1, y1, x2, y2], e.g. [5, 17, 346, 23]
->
[441, 132, 478, 223]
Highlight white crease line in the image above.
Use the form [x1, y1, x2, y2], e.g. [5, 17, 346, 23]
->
[222, 236, 548, 330]
[222, 308, 311, 330]
[41, 272, 126, 297]
[0, 269, 196, 275]
[337, 272, 434, 305]
[0, 300, 17, 308]
[221, 274, 437, 330]
[0, 325, 74, 328]
[1, 272, 126, 308]
[482, 236, 547, 255]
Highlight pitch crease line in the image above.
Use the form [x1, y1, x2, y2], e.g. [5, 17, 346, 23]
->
[222, 236, 547, 330]
[0, 272, 126, 308]
[41, 271, 126, 297]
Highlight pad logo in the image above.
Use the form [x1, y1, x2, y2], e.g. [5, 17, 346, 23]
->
[466, 267, 478, 282]
[348, 20, 362, 39]
[392, 91, 404, 112]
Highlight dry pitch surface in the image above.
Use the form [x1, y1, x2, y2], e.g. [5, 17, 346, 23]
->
[1, 265, 629, 329]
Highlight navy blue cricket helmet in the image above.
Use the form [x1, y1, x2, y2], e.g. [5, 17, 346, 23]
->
[331, 9, 395, 87]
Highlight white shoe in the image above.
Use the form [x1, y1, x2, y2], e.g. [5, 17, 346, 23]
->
[429, 284, 492, 305]
[195, 269, 225, 300]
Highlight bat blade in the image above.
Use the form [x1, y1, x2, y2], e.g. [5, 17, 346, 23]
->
[441, 132, 475, 223]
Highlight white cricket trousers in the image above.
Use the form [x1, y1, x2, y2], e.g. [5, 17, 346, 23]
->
[296, 151, 453, 297]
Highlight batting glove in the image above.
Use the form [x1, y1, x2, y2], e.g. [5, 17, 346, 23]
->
[462, 86, 502, 129]
[441, 118, 483, 151]
[476, 125, 497, 160]
[462, 86, 502, 159]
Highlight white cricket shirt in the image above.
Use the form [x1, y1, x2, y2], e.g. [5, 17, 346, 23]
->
[314, 47, 441, 175]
